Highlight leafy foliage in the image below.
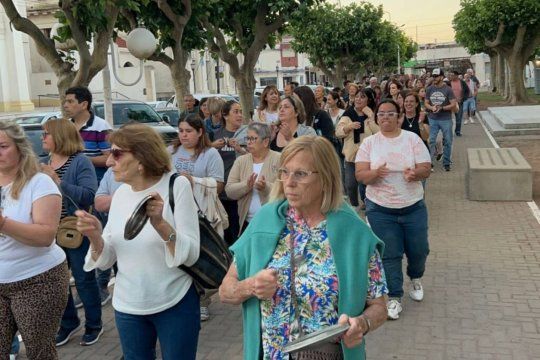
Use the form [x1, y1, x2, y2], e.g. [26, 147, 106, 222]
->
[453, 0, 540, 54]
[289, 2, 416, 81]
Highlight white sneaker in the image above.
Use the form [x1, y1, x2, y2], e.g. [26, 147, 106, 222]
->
[10, 355, 17, 360]
[463, 119, 469, 125]
[386, 298, 402, 320]
[200, 306, 210, 321]
[469, 117, 475, 123]
[409, 278, 424, 301]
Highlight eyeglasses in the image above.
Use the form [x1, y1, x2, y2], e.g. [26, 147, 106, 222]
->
[41, 131, 50, 139]
[377, 112, 399, 118]
[110, 148, 130, 160]
[246, 136, 259, 143]
[277, 168, 318, 183]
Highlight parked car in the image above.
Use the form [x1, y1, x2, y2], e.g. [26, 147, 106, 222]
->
[156, 108, 181, 127]
[147, 101, 169, 109]
[166, 93, 237, 108]
[12, 111, 61, 158]
[91, 101, 178, 144]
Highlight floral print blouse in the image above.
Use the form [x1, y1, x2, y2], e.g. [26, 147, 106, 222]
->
[260, 207, 388, 359]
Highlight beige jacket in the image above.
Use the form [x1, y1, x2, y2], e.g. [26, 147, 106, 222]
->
[192, 177, 229, 237]
[335, 107, 379, 162]
[225, 150, 281, 234]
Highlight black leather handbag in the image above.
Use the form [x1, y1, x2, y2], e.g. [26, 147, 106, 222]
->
[168, 173, 232, 289]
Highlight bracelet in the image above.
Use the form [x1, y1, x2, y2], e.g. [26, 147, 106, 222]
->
[0, 216, 8, 231]
[359, 314, 371, 335]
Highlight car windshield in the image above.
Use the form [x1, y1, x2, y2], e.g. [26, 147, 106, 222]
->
[15, 115, 48, 125]
[157, 109, 181, 126]
[94, 104, 162, 125]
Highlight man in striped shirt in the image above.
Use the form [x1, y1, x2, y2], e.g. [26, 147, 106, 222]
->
[64, 87, 112, 182]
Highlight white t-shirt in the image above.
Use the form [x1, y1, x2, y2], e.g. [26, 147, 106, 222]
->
[356, 131, 431, 208]
[329, 108, 345, 126]
[84, 173, 200, 315]
[0, 173, 64, 283]
[246, 163, 264, 222]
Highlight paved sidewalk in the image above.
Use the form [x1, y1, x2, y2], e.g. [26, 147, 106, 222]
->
[18, 120, 540, 359]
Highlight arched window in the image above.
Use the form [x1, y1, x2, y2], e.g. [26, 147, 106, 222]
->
[123, 62, 134, 68]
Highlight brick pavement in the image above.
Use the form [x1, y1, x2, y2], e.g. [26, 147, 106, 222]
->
[17, 119, 540, 359]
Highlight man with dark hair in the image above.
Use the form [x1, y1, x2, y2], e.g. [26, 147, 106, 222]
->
[64, 86, 112, 182]
[425, 68, 457, 172]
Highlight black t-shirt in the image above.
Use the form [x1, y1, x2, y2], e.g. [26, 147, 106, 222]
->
[401, 113, 421, 137]
[312, 110, 335, 142]
[342, 107, 367, 143]
[212, 127, 237, 182]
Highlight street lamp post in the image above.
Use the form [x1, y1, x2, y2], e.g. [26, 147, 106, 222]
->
[276, 63, 279, 89]
[397, 44, 401, 75]
[190, 59, 196, 93]
[103, 27, 157, 125]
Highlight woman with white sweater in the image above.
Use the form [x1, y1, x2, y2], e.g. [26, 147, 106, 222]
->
[76, 124, 200, 360]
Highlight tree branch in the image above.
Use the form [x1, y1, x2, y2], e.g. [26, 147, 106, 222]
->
[148, 52, 174, 67]
[120, 9, 137, 30]
[485, 22, 505, 48]
[88, 4, 120, 83]
[201, 17, 240, 75]
[61, 0, 92, 85]
[0, 0, 68, 74]
[511, 25, 527, 57]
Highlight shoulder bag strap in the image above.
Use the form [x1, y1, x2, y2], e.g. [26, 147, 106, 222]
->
[168, 173, 204, 217]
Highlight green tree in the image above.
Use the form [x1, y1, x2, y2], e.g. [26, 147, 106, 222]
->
[0, 0, 124, 100]
[200, 0, 318, 119]
[453, 0, 540, 104]
[289, 3, 416, 85]
[118, 0, 206, 111]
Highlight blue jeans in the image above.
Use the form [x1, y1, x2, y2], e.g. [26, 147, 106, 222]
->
[115, 285, 200, 360]
[366, 199, 429, 298]
[61, 237, 102, 330]
[429, 119, 453, 166]
[10, 336, 19, 355]
[454, 102, 464, 135]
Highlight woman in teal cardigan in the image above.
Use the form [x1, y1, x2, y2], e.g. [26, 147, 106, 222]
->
[219, 136, 388, 360]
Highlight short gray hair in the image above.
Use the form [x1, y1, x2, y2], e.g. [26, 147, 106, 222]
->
[247, 122, 271, 140]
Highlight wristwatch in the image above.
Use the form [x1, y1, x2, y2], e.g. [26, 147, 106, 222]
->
[165, 231, 176, 243]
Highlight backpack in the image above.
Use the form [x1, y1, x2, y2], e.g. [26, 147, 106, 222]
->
[168, 173, 233, 289]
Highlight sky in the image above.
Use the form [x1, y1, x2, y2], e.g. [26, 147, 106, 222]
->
[333, 0, 461, 44]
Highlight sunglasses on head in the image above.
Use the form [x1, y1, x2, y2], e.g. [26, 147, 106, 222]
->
[111, 148, 130, 160]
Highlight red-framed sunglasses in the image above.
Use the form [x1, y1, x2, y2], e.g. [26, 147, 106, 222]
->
[110, 148, 130, 160]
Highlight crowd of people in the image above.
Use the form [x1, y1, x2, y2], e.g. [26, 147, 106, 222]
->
[0, 66, 481, 360]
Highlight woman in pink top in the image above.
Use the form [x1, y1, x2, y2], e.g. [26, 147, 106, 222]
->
[355, 99, 431, 321]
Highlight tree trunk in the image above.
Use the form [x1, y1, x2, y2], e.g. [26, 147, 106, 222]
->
[170, 50, 191, 112]
[334, 62, 344, 88]
[496, 54, 505, 96]
[236, 66, 256, 123]
[506, 55, 531, 104]
[489, 53, 497, 92]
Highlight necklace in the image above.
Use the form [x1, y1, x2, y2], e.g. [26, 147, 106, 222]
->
[404, 115, 415, 128]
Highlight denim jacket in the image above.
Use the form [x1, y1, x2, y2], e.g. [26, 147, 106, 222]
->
[41, 152, 98, 216]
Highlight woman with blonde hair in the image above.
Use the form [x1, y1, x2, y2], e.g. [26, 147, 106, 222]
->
[76, 123, 201, 359]
[0, 120, 67, 359]
[40, 118, 102, 347]
[204, 97, 226, 139]
[253, 85, 280, 124]
[220, 135, 388, 359]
